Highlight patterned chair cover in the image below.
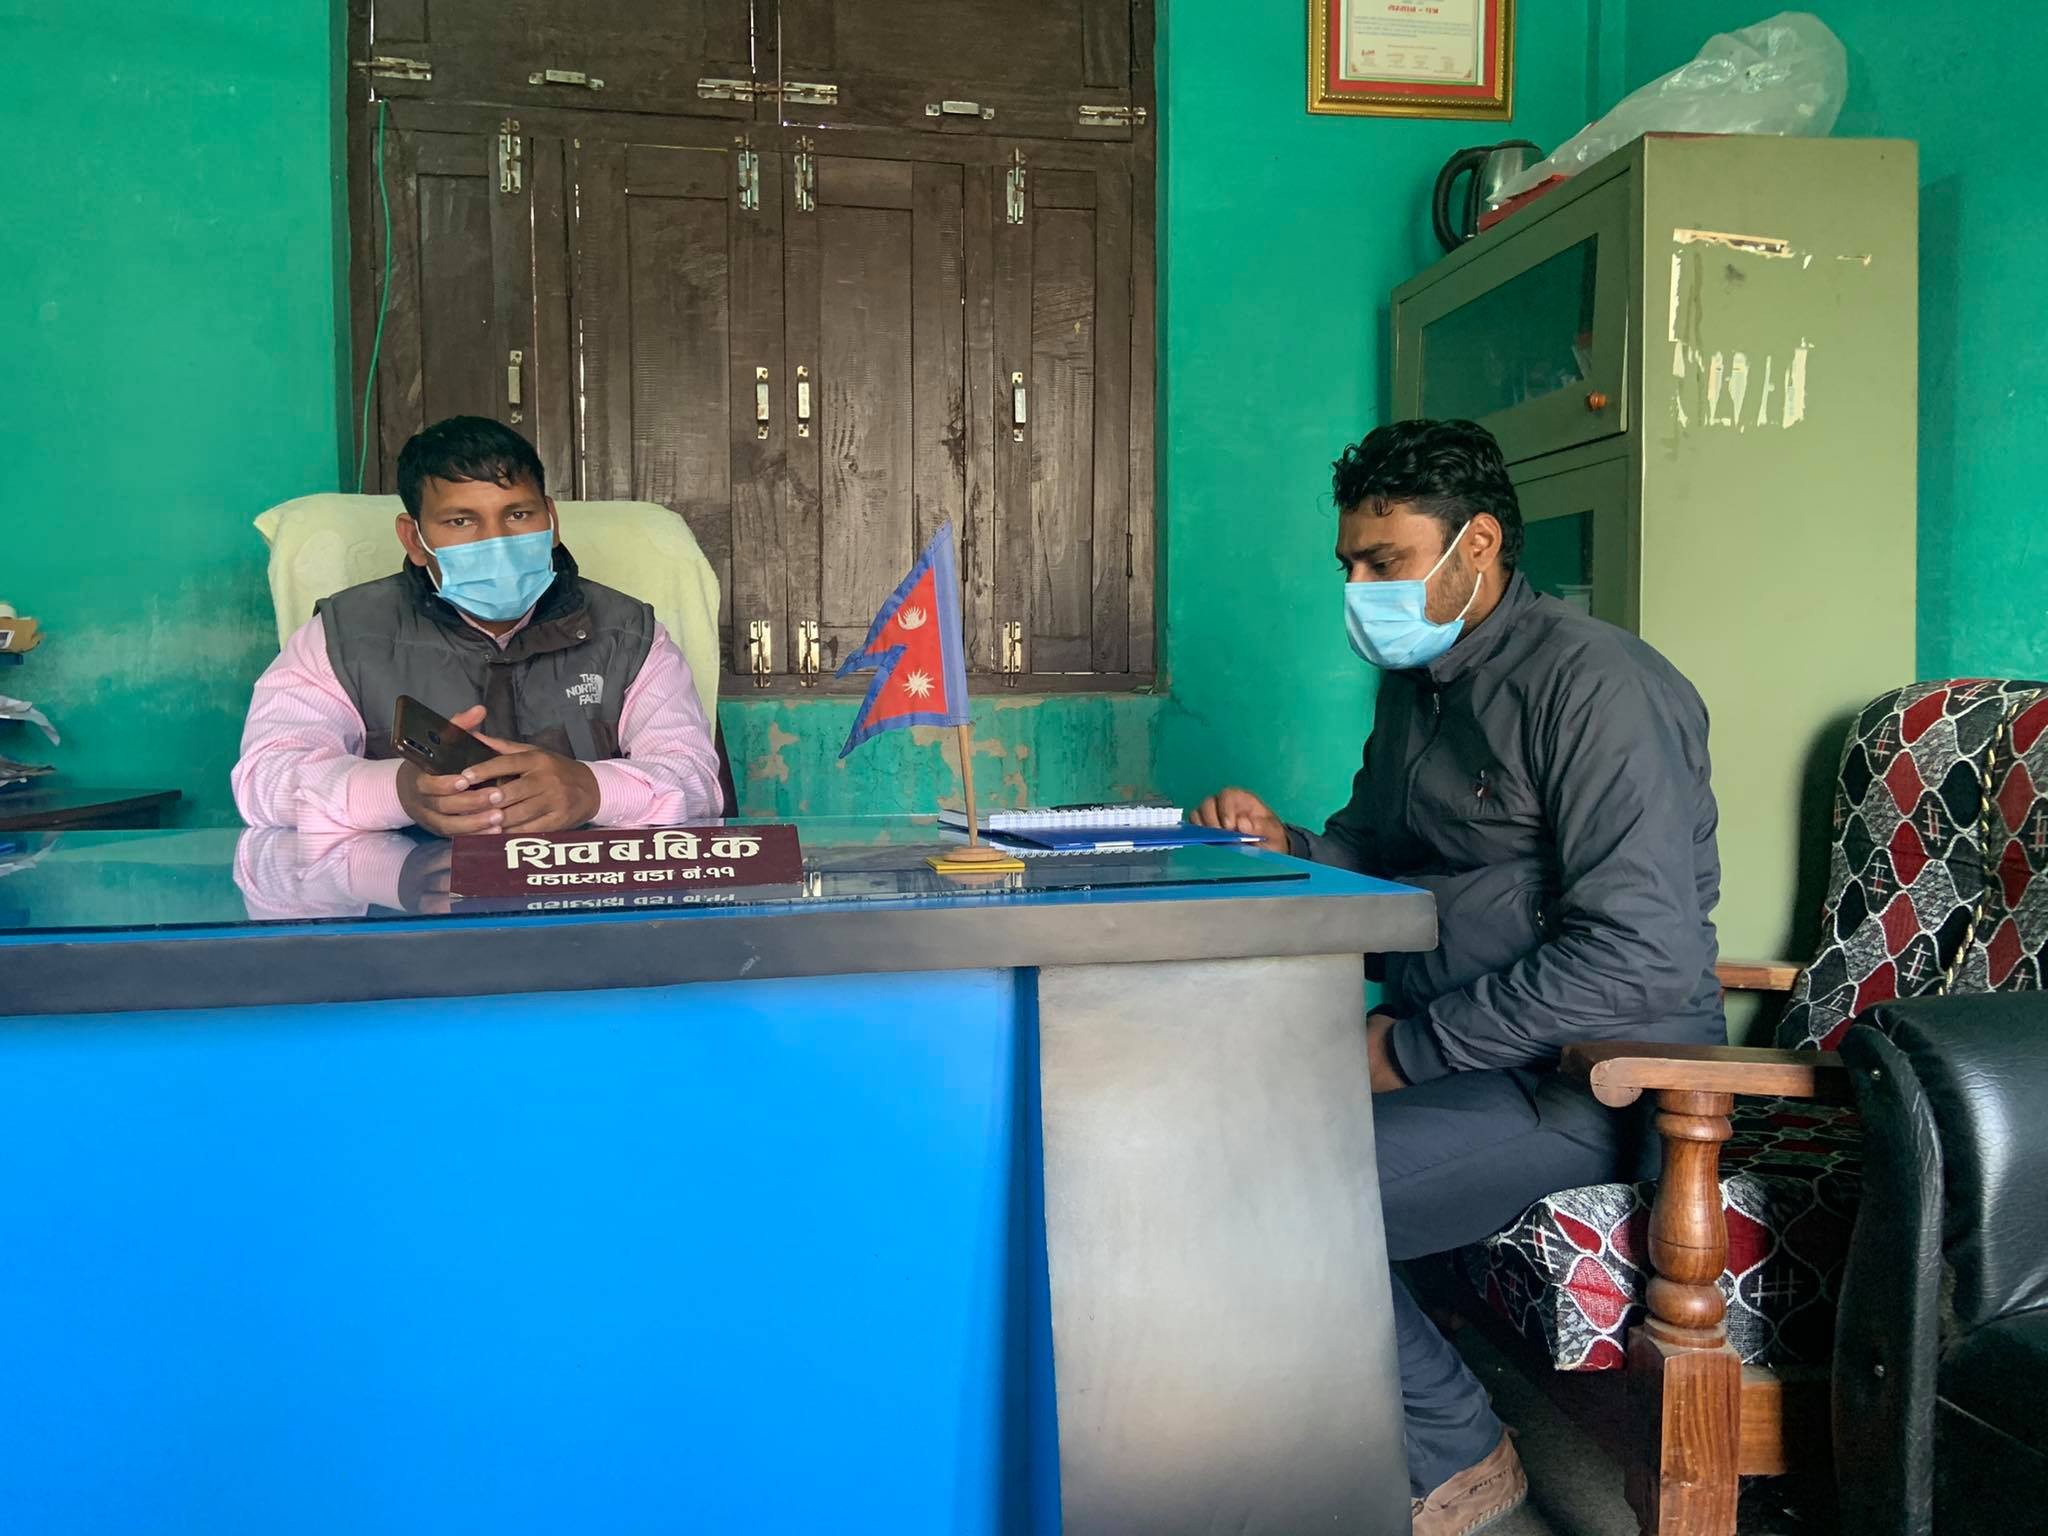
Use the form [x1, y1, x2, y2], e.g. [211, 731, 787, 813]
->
[1461, 679, 2048, 1371]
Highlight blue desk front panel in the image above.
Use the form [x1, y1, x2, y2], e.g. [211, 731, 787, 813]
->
[0, 970, 1050, 1536]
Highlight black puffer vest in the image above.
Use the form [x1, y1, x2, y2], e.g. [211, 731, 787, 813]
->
[316, 547, 654, 762]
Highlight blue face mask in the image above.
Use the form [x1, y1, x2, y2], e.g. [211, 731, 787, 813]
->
[426, 517, 557, 622]
[1343, 523, 1477, 671]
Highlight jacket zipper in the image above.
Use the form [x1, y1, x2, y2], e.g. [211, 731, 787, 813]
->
[1402, 680, 1444, 841]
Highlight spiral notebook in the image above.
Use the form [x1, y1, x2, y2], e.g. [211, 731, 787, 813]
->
[939, 803, 1184, 834]
[937, 804, 1259, 856]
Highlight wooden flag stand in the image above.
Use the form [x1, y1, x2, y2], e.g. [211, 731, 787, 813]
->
[927, 723, 1026, 874]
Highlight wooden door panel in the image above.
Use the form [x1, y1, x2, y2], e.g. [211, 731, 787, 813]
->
[777, 0, 1136, 140]
[784, 153, 969, 678]
[359, 116, 567, 492]
[361, 0, 759, 121]
[570, 128, 772, 674]
[993, 150, 1139, 680]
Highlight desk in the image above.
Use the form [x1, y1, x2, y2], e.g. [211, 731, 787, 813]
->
[0, 783, 181, 831]
[0, 819, 1434, 1536]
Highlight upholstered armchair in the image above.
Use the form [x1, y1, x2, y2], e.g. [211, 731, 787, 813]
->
[1461, 679, 2048, 1534]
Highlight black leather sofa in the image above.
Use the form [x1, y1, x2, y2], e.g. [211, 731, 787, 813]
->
[1834, 994, 2048, 1535]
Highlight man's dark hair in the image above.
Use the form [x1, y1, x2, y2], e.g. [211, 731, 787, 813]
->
[395, 416, 547, 518]
[1331, 419, 1523, 571]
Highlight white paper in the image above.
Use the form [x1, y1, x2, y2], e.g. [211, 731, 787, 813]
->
[0, 695, 59, 745]
[1343, 0, 1485, 85]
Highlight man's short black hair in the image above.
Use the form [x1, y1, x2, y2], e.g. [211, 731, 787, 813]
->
[1331, 419, 1524, 571]
[395, 415, 547, 518]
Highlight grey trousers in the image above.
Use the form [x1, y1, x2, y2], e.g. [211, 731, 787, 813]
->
[1373, 1067, 1637, 1497]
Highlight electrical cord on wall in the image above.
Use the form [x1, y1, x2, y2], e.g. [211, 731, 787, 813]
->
[354, 98, 393, 492]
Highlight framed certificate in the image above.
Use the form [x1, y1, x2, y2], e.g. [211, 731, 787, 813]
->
[1309, 0, 1515, 119]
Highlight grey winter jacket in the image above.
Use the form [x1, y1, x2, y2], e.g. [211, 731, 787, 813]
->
[1292, 571, 1725, 1083]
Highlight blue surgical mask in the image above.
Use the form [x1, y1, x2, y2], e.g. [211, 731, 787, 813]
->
[426, 517, 557, 622]
[1344, 523, 1477, 670]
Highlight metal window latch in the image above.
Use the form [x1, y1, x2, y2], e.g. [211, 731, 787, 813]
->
[748, 621, 774, 688]
[792, 137, 816, 214]
[498, 119, 522, 194]
[1005, 149, 1027, 226]
[697, 77, 765, 102]
[529, 67, 604, 90]
[795, 365, 812, 438]
[782, 80, 839, 107]
[796, 620, 821, 686]
[926, 99, 994, 120]
[755, 366, 771, 439]
[1001, 621, 1024, 684]
[506, 350, 524, 422]
[737, 143, 761, 212]
[354, 55, 432, 82]
[1077, 103, 1147, 128]
[1010, 371, 1028, 441]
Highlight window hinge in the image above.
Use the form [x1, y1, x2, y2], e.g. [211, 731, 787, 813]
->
[528, 67, 604, 91]
[796, 620, 821, 686]
[737, 142, 761, 212]
[926, 99, 995, 121]
[354, 55, 432, 82]
[795, 364, 812, 437]
[506, 349, 524, 422]
[1006, 149, 1027, 226]
[498, 118, 522, 194]
[748, 620, 775, 688]
[1001, 621, 1024, 685]
[1077, 103, 1147, 129]
[793, 137, 816, 214]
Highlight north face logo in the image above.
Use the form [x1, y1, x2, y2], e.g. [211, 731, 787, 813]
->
[566, 672, 604, 707]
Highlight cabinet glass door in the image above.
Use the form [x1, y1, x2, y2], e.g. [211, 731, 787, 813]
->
[1395, 176, 1630, 465]
[1513, 456, 1635, 632]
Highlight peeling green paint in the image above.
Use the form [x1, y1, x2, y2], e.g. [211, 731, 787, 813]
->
[721, 695, 1162, 820]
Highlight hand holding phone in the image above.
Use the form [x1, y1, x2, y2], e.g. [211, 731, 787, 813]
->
[393, 697, 511, 837]
[394, 695, 497, 776]
[390, 696, 601, 837]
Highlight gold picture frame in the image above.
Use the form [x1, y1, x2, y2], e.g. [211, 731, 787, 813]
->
[1308, 0, 1516, 120]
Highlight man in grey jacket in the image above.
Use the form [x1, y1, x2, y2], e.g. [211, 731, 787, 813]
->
[1194, 418, 1723, 1535]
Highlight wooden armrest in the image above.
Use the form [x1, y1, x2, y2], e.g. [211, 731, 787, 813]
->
[1561, 1041, 1851, 1108]
[1716, 958, 1802, 993]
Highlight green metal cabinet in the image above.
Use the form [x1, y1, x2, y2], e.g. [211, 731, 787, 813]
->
[1393, 135, 1920, 988]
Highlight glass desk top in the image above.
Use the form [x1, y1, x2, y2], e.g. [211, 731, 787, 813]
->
[0, 816, 1310, 938]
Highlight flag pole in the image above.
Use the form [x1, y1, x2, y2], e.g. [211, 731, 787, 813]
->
[944, 719, 1011, 864]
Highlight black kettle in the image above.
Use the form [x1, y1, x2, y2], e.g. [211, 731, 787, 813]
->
[1432, 140, 1540, 251]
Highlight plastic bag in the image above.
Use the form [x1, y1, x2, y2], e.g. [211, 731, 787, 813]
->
[1499, 12, 1847, 201]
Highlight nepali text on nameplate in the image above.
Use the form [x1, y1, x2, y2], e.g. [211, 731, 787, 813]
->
[449, 825, 804, 899]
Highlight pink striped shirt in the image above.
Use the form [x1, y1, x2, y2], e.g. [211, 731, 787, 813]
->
[232, 614, 722, 834]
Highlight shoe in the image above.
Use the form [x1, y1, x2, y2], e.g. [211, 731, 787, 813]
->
[1410, 1431, 1528, 1536]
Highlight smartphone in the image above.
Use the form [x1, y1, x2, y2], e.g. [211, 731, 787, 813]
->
[393, 695, 497, 776]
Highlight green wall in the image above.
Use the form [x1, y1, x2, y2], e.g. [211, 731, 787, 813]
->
[1, 1, 350, 824]
[1151, 0, 1603, 825]
[1622, 5, 2048, 683]
[17, 4, 2029, 834]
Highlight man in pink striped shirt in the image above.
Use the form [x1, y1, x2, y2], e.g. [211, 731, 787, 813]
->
[234, 416, 723, 837]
